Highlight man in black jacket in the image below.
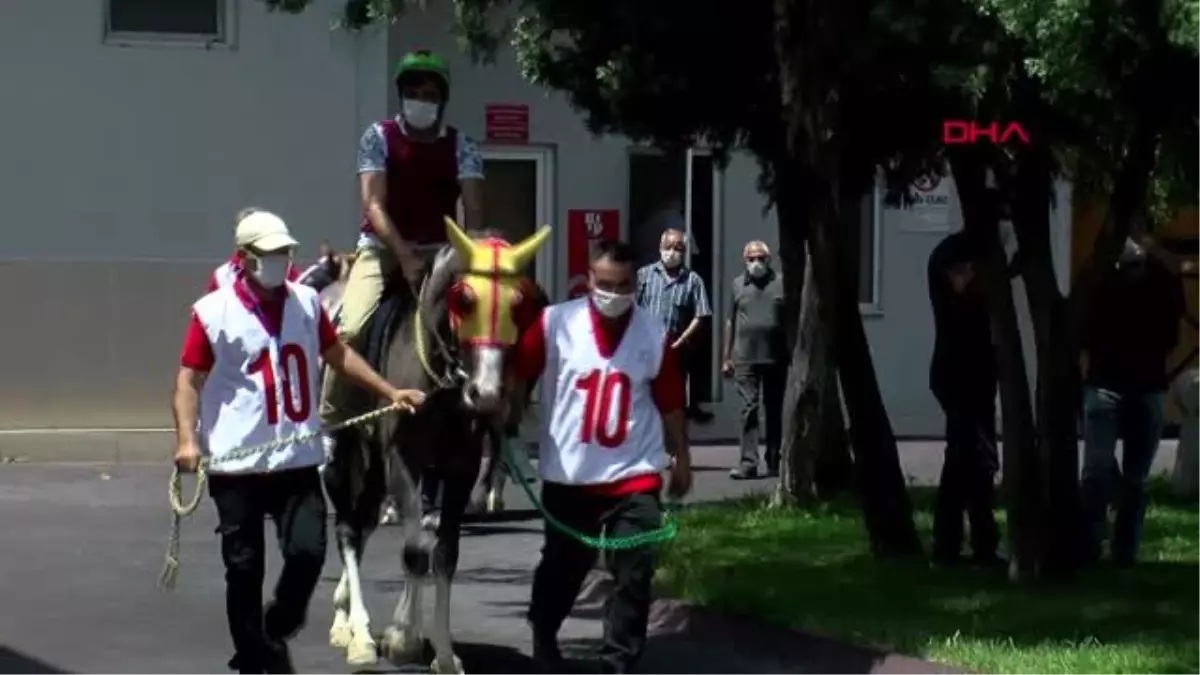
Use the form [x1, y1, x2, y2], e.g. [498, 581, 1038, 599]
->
[927, 231, 1001, 566]
[1080, 235, 1185, 567]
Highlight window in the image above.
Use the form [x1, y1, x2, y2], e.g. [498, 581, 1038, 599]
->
[849, 178, 888, 305]
[105, 0, 229, 44]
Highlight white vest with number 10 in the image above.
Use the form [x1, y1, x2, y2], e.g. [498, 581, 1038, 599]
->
[192, 284, 325, 475]
[539, 298, 669, 485]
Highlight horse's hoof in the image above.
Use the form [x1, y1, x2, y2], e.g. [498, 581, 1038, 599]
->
[431, 655, 465, 674]
[345, 635, 379, 666]
[328, 615, 353, 649]
[485, 491, 505, 514]
[382, 625, 424, 664]
[380, 505, 401, 525]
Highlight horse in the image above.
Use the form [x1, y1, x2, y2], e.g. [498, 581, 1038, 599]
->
[321, 217, 549, 673]
[317, 251, 525, 527]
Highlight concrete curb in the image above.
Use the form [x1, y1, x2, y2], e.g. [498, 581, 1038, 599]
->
[0, 429, 174, 464]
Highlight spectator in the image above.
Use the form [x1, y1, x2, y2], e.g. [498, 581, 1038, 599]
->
[1080, 234, 1186, 567]
[635, 228, 714, 423]
[927, 231, 1001, 567]
[722, 240, 786, 479]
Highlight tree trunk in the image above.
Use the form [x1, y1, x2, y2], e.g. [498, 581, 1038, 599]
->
[950, 148, 1043, 581]
[774, 246, 826, 506]
[809, 172, 922, 556]
[1009, 147, 1079, 582]
[814, 374, 853, 500]
[772, 0, 915, 551]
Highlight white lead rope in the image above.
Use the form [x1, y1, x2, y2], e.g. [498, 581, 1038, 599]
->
[158, 402, 412, 591]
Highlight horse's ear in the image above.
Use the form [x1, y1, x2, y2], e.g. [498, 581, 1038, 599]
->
[443, 216, 478, 260]
[509, 225, 551, 269]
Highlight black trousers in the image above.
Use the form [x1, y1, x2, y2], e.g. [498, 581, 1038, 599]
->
[735, 363, 785, 470]
[208, 466, 327, 672]
[529, 482, 662, 671]
[933, 397, 1000, 559]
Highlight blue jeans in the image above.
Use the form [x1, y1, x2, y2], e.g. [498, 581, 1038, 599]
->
[1080, 386, 1166, 565]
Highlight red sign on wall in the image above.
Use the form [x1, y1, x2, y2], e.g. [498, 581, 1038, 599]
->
[566, 209, 620, 299]
[485, 103, 530, 144]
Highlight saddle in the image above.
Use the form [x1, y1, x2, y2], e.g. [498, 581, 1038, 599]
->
[362, 269, 423, 375]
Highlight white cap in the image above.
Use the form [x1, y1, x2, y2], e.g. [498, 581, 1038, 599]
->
[235, 211, 298, 253]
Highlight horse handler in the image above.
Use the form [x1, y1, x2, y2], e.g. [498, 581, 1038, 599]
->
[172, 210, 426, 674]
[512, 241, 692, 674]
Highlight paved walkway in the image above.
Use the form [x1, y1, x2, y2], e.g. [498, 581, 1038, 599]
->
[0, 443, 1176, 673]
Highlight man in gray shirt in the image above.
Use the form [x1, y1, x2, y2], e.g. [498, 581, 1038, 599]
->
[722, 241, 786, 479]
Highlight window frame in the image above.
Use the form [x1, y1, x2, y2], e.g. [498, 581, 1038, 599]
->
[102, 0, 236, 49]
[859, 178, 884, 314]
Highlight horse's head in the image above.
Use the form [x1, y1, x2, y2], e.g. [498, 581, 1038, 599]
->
[434, 216, 549, 414]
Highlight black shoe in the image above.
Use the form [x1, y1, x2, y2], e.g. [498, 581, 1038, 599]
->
[532, 630, 566, 674]
[729, 465, 759, 480]
[227, 653, 260, 674]
[263, 640, 295, 675]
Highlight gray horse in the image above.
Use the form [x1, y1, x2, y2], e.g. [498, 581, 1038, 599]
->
[320, 220, 548, 673]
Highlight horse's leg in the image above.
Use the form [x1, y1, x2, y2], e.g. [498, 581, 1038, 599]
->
[322, 429, 383, 665]
[321, 432, 360, 652]
[382, 453, 431, 664]
[486, 452, 508, 514]
[336, 523, 379, 665]
[428, 474, 471, 674]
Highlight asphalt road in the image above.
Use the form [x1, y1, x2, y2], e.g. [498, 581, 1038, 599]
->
[0, 442, 1178, 673]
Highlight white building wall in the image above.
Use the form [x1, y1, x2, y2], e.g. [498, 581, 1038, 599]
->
[0, 0, 386, 430]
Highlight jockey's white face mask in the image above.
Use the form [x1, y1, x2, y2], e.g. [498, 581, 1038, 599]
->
[402, 98, 440, 130]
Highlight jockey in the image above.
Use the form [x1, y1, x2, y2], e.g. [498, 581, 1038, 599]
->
[172, 209, 426, 674]
[320, 48, 484, 435]
[208, 207, 302, 291]
[512, 240, 692, 674]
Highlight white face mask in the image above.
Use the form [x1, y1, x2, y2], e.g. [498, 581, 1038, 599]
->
[402, 98, 440, 130]
[590, 288, 634, 318]
[747, 261, 768, 278]
[250, 255, 290, 289]
[660, 249, 683, 268]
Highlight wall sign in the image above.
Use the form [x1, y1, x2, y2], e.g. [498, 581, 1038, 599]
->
[566, 209, 620, 299]
[901, 173, 954, 232]
[485, 103, 530, 144]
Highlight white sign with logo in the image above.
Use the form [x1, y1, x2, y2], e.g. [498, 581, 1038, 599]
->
[902, 174, 955, 232]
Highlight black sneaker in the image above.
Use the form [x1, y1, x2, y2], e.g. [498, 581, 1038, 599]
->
[532, 631, 566, 674]
[263, 640, 295, 674]
[729, 465, 759, 480]
[227, 653, 260, 674]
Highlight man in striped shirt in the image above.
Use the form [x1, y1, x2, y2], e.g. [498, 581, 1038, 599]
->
[635, 228, 714, 423]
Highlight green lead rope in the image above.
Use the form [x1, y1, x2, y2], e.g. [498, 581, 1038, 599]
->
[498, 437, 682, 550]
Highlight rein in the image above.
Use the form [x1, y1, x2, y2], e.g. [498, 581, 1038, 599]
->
[412, 276, 465, 390]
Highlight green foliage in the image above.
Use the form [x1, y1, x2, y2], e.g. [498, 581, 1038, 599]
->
[260, 0, 1198, 219]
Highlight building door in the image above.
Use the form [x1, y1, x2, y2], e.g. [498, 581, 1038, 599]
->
[627, 148, 722, 402]
[478, 147, 555, 295]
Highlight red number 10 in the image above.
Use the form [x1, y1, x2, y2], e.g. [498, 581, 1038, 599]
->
[248, 344, 312, 425]
[576, 369, 632, 448]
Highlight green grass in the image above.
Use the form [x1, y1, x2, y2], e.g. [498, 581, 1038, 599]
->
[655, 481, 1199, 673]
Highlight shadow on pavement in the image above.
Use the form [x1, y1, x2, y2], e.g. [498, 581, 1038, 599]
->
[0, 646, 70, 674]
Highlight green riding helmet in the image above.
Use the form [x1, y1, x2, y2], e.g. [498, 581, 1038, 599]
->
[394, 50, 451, 95]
